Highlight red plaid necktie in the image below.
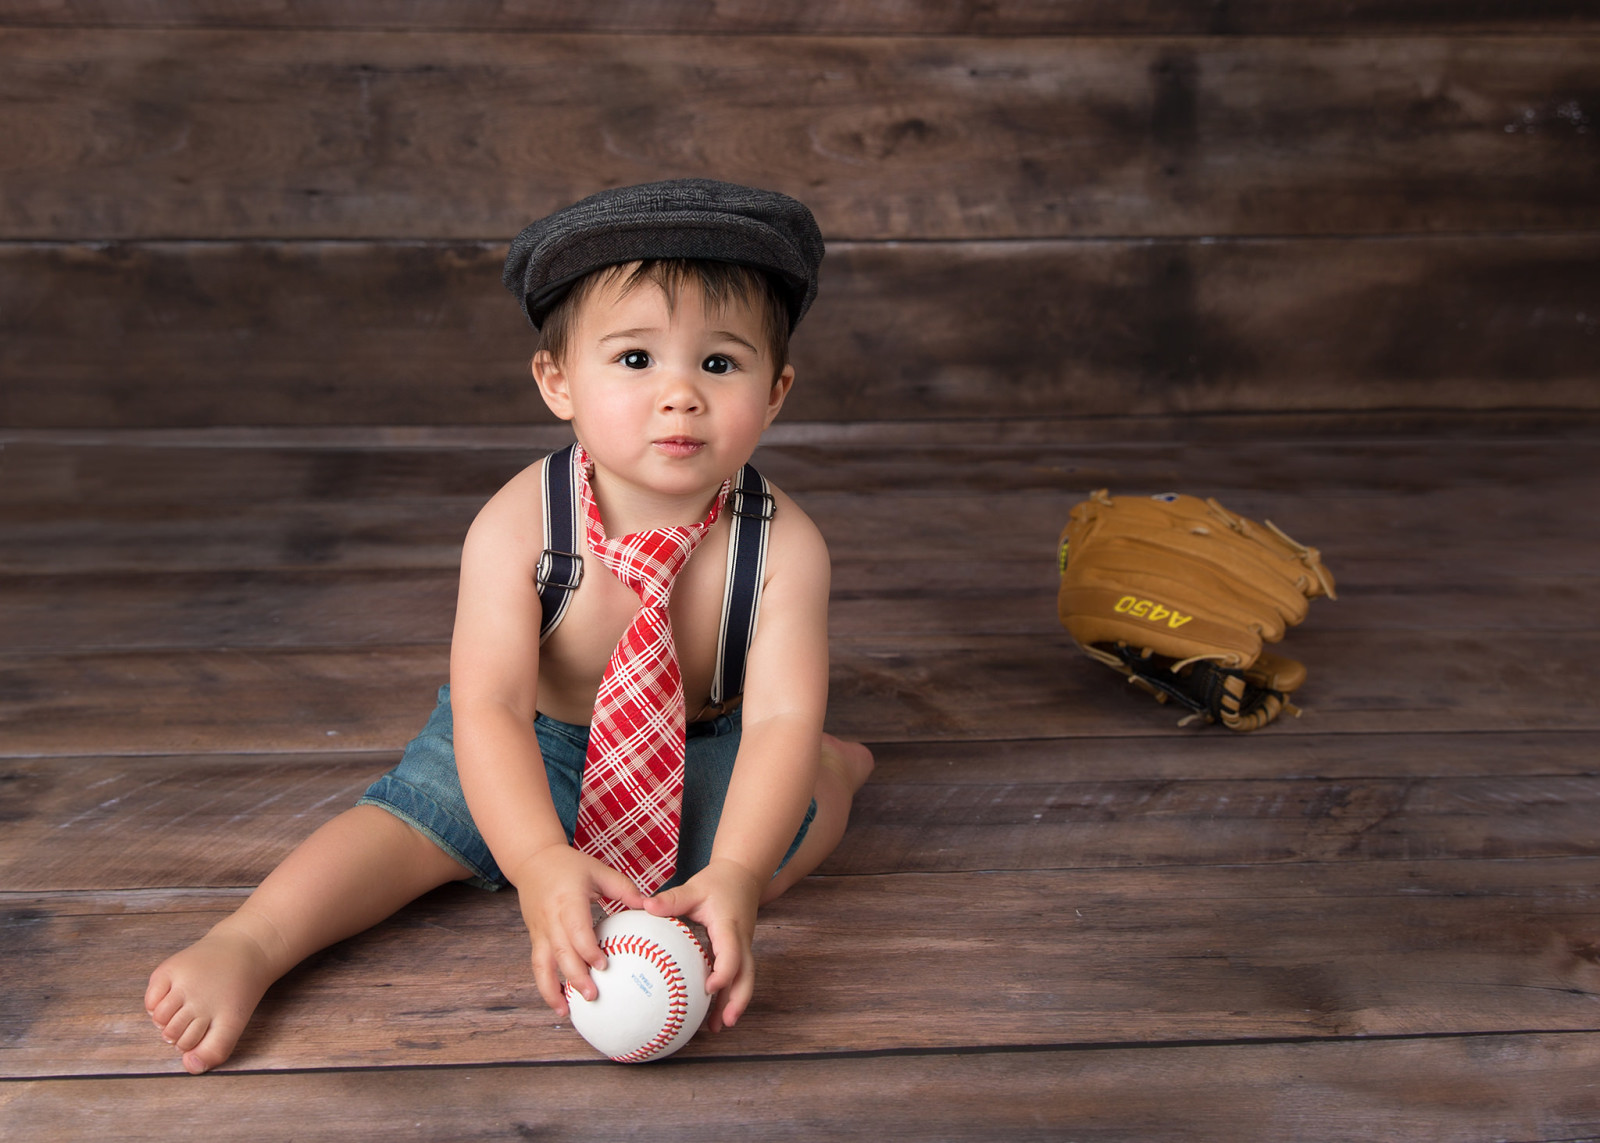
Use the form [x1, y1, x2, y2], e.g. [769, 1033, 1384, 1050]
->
[573, 447, 730, 910]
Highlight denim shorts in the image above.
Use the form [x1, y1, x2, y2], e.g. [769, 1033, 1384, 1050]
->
[358, 685, 815, 890]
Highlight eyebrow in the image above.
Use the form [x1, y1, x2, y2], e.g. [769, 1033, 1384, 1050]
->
[595, 328, 761, 354]
[710, 330, 761, 353]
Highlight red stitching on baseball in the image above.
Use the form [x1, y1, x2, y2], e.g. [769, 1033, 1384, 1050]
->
[567, 922, 708, 1062]
[618, 923, 704, 1062]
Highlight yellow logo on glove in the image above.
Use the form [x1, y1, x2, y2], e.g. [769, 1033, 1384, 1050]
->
[1114, 595, 1194, 629]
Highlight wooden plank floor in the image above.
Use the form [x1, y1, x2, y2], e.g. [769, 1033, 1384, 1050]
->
[3, 414, 1599, 1139]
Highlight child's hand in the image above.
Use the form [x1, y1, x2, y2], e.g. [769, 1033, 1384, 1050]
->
[508, 844, 645, 1018]
[643, 858, 763, 1031]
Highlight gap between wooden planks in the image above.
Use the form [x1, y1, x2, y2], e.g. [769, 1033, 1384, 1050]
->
[4, 859, 1599, 1077]
[4, 1033, 1600, 1143]
[4, 627, 1599, 758]
[5, 732, 1600, 892]
[7, 238, 1600, 427]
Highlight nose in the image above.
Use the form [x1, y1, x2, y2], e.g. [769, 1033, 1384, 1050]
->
[658, 366, 704, 414]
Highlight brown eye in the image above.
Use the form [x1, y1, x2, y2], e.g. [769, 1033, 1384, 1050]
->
[702, 355, 733, 375]
[621, 351, 651, 370]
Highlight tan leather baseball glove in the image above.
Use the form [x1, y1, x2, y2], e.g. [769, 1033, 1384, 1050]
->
[1057, 490, 1336, 731]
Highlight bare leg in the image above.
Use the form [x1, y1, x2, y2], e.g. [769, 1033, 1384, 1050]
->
[144, 805, 472, 1074]
[762, 733, 874, 903]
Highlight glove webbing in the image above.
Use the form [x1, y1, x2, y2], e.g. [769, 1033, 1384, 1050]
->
[1108, 644, 1286, 731]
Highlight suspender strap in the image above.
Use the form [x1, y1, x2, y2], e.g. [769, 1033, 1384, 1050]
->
[535, 446, 773, 702]
[709, 463, 775, 714]
[535, 443, 583, 643]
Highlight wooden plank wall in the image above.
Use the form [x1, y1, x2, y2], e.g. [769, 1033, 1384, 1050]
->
[3, 5, 1600, 1140]
[1, 2, 1596, 427]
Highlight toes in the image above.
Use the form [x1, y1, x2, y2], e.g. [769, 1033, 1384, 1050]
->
[159, 1008, 194, 1046]
[182, 1049, 214, 1075]
[182, 1017, 243, 1075]
[148, 986, 185, 1027]
[143, 931, 266, 1075]
[144, 969, 174, 1017]
[173, 1013, 210, 1053]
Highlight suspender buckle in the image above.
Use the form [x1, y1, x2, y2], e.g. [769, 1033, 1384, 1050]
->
[537, 549, 584, 590]
[729, 488, 776, 520]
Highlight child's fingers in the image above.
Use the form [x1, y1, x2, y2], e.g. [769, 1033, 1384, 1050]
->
[707, 979, 738, 1033]
[702, 926, 742, 998]
[699, 902, 755, 1030]
[560, 904, 607, 971]
[641, 884, 694, 919]
[707, 989, 727, 1033]
[593, 864, 647, 914]
[722, 961, 755, 1028]
[706, 962, 753, 1033]
[551, 905, 609, 998]
[558, 954, 598, 1003]
[710, 947, 754, 1029]
[530, 941, 570, 1016]
[528, 900, 600, 1011]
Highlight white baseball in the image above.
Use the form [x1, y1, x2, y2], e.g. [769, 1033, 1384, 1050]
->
[564, 910, 712, 1063]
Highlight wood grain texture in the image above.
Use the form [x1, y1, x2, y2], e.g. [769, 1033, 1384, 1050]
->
[6, 0, 1600, 35]
[2, 625, 1597, 757]
[825, 629, 1600, 739]
[5, 734, 1598, 891]
[3, 30, 1596, 241]
[10, 421, 1599, 502]
[10, 483, 1596, 580]
[3, 410, 1599, 1127]
[4, 428, 1593, 758]
[7, 429, 1596, 577]
[3, 429, 1595, 675]
[6, 560, 1595, 654]
[5, 235, 1599, 427]
[4, 860, 1598, 1076]
[829, 765, 1600, 874]
[3, 1035, 1599, 1143]
[10, 418, 1600, 510]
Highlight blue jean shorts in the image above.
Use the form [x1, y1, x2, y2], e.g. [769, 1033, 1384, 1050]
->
[358, 685, 815, 890]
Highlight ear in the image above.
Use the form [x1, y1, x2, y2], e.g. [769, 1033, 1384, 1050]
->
[531, 350, 575, 422]
[762, 364, 796, 429]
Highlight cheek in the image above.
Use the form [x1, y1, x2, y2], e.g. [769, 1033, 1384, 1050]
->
[575, 380, 648, 424]
[719, 391, 771, 436]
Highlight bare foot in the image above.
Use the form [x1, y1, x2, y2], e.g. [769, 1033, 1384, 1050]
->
[819, 732, 874, 795]
[144, 915, 283, 1074]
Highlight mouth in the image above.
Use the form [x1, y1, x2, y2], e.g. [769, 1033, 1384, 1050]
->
[654, 436, 706, 458]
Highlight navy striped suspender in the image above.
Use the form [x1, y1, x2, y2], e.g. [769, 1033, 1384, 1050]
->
[534, 445, 773, 705]
[709, 463, 775, 714]
[535, 443, 583, 644]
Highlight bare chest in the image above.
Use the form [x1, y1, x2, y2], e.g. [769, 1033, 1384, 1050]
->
[534, 523, 732, 725]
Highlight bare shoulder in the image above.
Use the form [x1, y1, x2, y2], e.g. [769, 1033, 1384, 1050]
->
[461, 457, 548, 569]
[452, 456, 551, 708]
[739, 478, 830, 719]
[762, 479, 830, 595]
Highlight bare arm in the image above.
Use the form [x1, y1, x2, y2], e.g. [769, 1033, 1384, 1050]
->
[645, 485, 831, 1028]
[450, 468, 642, 1015]
[710, 502, 830, 882]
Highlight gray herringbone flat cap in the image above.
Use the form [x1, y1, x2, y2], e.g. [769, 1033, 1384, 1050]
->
[502, 179, 824, 331]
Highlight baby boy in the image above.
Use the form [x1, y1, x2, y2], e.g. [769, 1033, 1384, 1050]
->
[145, 179, 874, 1074]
